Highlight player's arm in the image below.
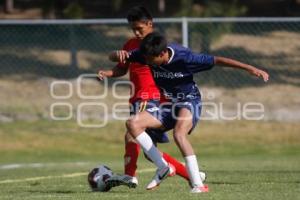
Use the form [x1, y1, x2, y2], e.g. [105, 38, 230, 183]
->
[98, 65, 128, 80]
[109, 50, 130, 64]
[109, 49, 143, 64]
[214, 56, 269, 82]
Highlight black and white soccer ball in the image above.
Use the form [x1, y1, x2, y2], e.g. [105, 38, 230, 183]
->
[87, 165, 113, 192]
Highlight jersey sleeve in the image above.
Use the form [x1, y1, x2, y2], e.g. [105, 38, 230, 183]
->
[184, 50, 215, 73]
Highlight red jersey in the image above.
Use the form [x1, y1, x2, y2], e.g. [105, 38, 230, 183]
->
[117, 38, 163, 103]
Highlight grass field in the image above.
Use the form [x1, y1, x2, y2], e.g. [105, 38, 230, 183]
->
[0, 120, 299, 200]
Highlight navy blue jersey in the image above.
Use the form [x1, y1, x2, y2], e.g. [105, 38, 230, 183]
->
[128, 43, 215, 102]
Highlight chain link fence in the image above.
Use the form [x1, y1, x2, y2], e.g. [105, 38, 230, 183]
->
[0, 18, 299, 87]
[0, 18, 299, 122]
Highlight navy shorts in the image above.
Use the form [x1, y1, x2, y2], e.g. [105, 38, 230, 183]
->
[145, 98, 202, 134]
[130, 100, 169, 143]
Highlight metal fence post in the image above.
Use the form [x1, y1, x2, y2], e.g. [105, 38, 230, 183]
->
[182, 17, 189, 48]
[69, 25, 78, 71]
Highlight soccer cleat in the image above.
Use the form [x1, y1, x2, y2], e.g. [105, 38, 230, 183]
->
[199, 171, 206, 182]
[190, 184, 209, 193]
[146, 164, 175, 190]
[106, 174, 138, 189]
[188, 171, 207, 188]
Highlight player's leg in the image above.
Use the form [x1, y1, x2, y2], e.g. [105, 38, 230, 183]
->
[106, 101, 144, 189]
[173, 107, 208, 193]
[124, 132, 140, 178]
[173, 108, 194, 156]
[126, 111, 173, 188]
[160, 152, 206, 185]
[145, 107, 198, 189]
[107, 132, 139, 189]
[141, 132, 179, 179]
[125, 100, 166, 178]
[108, 101, 171, 189]
[123, 100, 148, 179]
[146, 128, 190, 180]
[135, 102, 188, 180]
[126, 111, 168, 169]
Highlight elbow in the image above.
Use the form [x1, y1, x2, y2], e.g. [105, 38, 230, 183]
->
[214, 56, 223, 65]
[108, 51, 117, 62]
[214, 56, 232, 65]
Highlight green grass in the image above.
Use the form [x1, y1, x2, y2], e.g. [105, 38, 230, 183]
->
[0, 120, 299, 200]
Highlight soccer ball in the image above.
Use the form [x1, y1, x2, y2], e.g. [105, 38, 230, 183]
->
[87, 165, 113, 192]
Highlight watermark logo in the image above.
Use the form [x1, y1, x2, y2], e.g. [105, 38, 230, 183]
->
[50, 74, 265, 128]
[50, 74, 109, 127]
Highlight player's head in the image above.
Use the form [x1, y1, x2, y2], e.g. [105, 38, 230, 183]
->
[127, 6, 153, 40]
[140, 32, 168, 66]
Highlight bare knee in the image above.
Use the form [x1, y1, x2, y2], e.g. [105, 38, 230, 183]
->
[126, 117, 138, 130]
[126, 117, 145, 137]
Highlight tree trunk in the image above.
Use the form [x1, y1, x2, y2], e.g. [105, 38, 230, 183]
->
[5, 0, 14, 13]
[158, 0, 165, 16]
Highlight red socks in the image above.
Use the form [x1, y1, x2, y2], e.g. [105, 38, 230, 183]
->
[124, 142, 190, 181]
[162, 152, 189, 180]
[124, 142, 140, 177]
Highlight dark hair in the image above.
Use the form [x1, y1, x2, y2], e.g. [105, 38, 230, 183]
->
[126, 6, 152, 22]
[140, 32, 167, 56]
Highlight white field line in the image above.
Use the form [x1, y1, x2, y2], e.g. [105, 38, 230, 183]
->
[0, 172, 87, 184]
[0, 163, 155, 184]
[0, 162, 90, 170]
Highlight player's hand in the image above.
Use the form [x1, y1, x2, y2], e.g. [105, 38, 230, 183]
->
[98, 70, 107, 81]
[115, 50, 130, 64]
[249, 68, 269, 82]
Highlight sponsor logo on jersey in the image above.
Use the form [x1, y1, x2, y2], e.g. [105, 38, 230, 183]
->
[153, 71, 184, 79]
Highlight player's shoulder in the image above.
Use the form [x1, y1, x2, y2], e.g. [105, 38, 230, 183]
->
[168, 43, 190, 52]
[123, 38, 140, 51]
[168, 43, 191, 59]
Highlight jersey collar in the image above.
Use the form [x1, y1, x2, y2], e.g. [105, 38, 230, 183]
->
[167, 46, 175, 64]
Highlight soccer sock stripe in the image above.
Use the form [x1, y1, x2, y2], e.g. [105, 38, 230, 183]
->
[138, 101, 146, 112]
[139, 100, 147, 112]
[138, 102, 143, 112]
[141, 101, 148, 112]
[185, 155, 203, 187]
[136, 132, 168, 169]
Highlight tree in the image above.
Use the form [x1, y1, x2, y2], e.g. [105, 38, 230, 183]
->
[158, 0, 166, 16]
[4, 0, 14, 13]
[176, 0, 247, 52]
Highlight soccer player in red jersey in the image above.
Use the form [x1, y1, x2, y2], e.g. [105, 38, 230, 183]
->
[98, 6, 205, 189]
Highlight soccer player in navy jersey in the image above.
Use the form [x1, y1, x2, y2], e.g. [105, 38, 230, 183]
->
[98, 7, 206, 190]
[109, 32, 269, 193]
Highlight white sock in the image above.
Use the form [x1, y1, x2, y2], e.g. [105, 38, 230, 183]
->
[185, 155, 203, 187]
[136, 132, 168, 169]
